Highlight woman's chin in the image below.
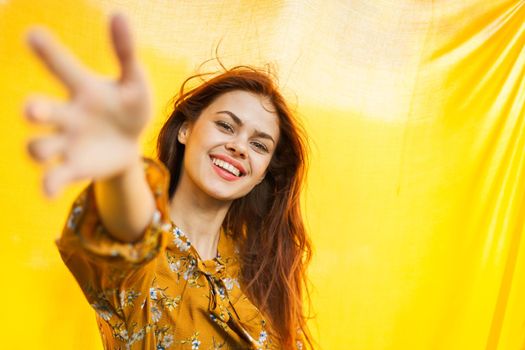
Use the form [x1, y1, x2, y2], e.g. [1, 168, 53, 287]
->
[203, 184, 251, 203]
[202, 185, 240, 202]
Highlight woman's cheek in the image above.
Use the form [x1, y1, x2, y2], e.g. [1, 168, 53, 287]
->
[253, 158, 271, 181]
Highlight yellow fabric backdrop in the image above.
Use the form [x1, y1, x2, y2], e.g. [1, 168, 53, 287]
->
[1, 0, 524, 349]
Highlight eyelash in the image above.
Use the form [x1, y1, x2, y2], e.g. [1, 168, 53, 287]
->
[251, 141, 268, 152]
[215, 121, 269, 153]
[216, 121, 234, 133]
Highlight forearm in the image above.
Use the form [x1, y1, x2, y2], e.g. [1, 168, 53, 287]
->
[94, 157, 156, 243]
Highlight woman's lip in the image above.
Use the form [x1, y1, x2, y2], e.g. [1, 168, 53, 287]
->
[209, 154, 247, 175]
[211, 159, 242, 181]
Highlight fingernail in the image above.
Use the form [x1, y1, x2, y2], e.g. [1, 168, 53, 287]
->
[26, 28, 47, 48]
[27, 31, 41, 46]
[24, 103, 38, 122]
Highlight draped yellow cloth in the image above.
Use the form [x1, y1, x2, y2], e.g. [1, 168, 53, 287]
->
[1, 0, 524, 349]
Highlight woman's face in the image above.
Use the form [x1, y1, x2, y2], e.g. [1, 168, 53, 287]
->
[177, 90, 280, 201]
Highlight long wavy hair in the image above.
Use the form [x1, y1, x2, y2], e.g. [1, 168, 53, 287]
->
[157, 64, 313, 349]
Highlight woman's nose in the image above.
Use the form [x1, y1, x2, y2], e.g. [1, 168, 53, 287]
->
[225, 141, 247, 159]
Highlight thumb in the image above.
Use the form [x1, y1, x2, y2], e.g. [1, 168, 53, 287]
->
[110, 13, 139, 83]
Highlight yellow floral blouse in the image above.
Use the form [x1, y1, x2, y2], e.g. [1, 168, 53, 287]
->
[55, 158, 297, 350]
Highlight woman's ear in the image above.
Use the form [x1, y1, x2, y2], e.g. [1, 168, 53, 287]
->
[178, 122, 190, 144]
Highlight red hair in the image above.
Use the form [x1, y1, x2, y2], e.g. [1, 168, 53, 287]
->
[157, 64, 314, 348]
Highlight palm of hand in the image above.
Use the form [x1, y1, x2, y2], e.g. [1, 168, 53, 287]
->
[25, 14, 151, 197]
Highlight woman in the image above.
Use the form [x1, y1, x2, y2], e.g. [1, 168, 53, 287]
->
[25, 13, 313, 349]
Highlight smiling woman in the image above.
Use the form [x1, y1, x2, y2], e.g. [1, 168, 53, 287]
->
[156, 68, 314, 348]
[25, 13, 313, 350]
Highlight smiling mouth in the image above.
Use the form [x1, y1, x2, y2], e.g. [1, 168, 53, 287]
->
[210, 156, 244, 177]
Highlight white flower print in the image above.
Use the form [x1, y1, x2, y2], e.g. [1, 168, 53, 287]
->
[94, 308, 113, 321]
[120, 289, 141, 308]
[111, 322, 129, 341]
[222, 277, 240, 291]
[217, 287, 226, 299]
[172, 227, 191, 252]
[160, 295, 181, 311]
[183, 259, 197, 281]
[129, 328, 145, 344]
[67, 205, 83, 230]
[259, 330, 268, 344]
[91, 300, 113, 321]
[174, 236, 190, 252]
[169, 260, 181, 273]
[151, 305, 162, 323]
[181, 332, 201, 349]
[161, 333, 174, 348]
[150, 287, 157, 300]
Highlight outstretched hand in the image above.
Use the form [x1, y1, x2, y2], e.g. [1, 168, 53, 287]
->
[24, 13, 152, 197]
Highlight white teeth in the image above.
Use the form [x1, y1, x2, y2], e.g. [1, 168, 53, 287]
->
[212, 157, 241, 177]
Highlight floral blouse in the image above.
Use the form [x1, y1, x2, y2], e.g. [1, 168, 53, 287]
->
[55, 158, 293, 350]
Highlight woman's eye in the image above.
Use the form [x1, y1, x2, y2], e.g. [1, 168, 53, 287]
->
[251, 141, 269, 153]
[216, 121, 234, 133]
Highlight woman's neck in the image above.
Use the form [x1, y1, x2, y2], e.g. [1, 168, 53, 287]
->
[168, 176, 232, 261]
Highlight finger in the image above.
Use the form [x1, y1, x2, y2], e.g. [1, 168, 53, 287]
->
[110, 13, 138, 83]
[24, 95, 73, 129]
[43, 164, 74, 198]
[26, 28, 88, 92]
[27, 135, 67, 163]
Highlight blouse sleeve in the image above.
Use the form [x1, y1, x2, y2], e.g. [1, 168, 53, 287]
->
[55, 157, 172, 319]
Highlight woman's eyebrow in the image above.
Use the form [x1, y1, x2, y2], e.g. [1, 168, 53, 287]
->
[217, 110, 243, 126]
[216, 111, 275, 145]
